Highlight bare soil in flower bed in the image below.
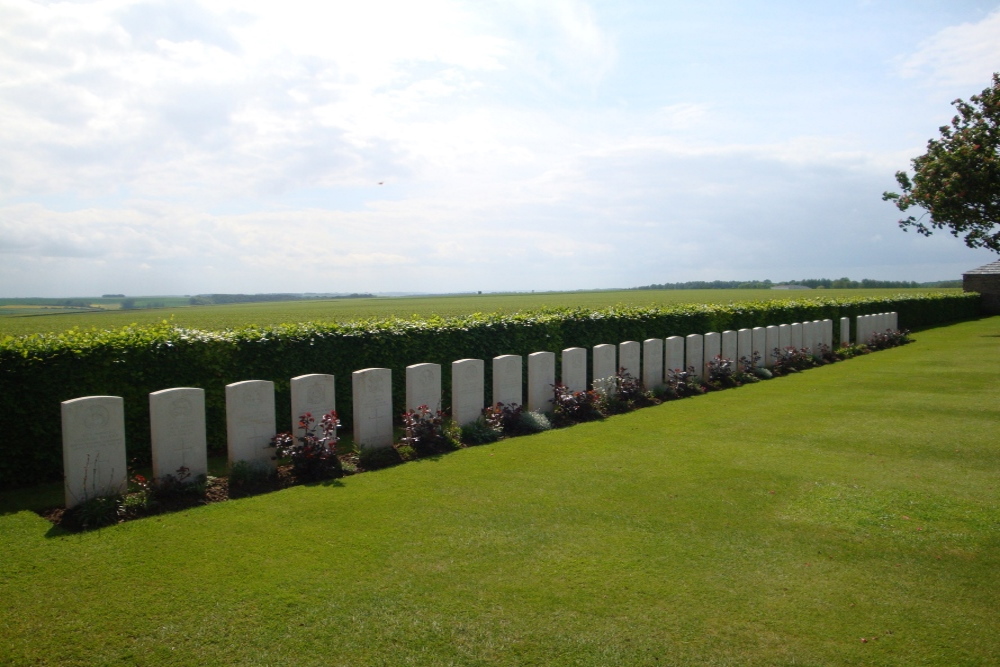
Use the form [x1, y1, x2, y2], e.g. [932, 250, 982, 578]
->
[40, 453, 366, 533]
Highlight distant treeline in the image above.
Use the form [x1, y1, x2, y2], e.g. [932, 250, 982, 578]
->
[189, 293, 375, 306]
[632, 278, 962, 290]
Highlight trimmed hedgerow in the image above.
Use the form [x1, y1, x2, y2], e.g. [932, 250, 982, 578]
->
[0, 292, 980, 488]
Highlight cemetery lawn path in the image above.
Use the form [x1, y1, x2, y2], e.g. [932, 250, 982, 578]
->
[1, 316, 998, 666]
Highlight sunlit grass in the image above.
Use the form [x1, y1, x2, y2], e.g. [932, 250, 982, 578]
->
[1, 316, 997, 665]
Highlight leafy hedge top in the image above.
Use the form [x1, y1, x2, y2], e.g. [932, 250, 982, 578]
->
[0, 292, 974, 359]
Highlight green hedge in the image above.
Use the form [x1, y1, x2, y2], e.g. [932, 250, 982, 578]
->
[0, 292, 980, 489]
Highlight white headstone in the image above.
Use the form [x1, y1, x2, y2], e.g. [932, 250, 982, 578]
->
[493, 355, 522, 406]
[861, 314, 874, 344]
[779, 323, 791, 352]
[752, 327, 766, 367]
[291, 374, 336, 434]
[765, 326, 779, 366]
[890, 311, 899, 331]
[352, 368, 393, 449]
[619, 341, 640, 380]
[721, 331, 737, 369]
[686, 334, 704, 379]
[840, 317, 850, 347]
[561, 347, 587, 393]
[527, 352, 555, 413]
[150, 387, 207, 483]
[664, 336, 685, 374]
[592, 344, 616, 387]
[801, 321, 815, 356]
[703, 332, 721, 379]
[62, 396, 127, 509]
[642, 338, 664, 390]
[737, 328, 753, 370]
[790, 322, 803, 350]
[226, 380, 276, 468]
[451, 359, 484, 426]
[406, 363, 442, 413]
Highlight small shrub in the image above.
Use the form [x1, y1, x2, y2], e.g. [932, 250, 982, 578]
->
[705, 355, 742, 389]
[771, 347, 815, 375]
[596, 368, 647, 415]
[269, 411, 344, 482]
[518, 410, 553, 434]
[74, 494, 122, 530]
[816, 343, 837, 364]
[484, 402, 524, 437]
[833, 343, 868, 359]
[551, 383, 604, 426]
[460, 417, 501, 445]
[867, 329, 912, 351]
[400, 406, 461, 457]
[663, 366, 705, 399]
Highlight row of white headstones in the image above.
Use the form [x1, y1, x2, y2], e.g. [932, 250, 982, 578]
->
[61, 312, 897, 508]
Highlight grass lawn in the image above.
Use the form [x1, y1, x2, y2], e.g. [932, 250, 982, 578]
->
[1, 317, 997, 666]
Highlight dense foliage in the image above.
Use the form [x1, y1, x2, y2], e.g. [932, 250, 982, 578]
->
[884, 73, 1000, 252]
[0, 292, 980, 488]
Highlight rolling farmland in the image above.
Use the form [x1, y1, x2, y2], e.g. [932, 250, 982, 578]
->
[0, 288, 962, 337]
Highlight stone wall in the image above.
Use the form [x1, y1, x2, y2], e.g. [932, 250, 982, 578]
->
[963, 261, 1000, 315]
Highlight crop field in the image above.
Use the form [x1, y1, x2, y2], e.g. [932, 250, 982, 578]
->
[0, 288, 961, 336]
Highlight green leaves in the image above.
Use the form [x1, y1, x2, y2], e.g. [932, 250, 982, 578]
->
[884, 72, 1000, 252]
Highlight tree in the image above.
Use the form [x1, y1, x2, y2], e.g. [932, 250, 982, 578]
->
[883, 73, 1000, 253]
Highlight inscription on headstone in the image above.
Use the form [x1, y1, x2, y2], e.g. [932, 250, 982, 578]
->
[62, 396, 127, 509]
[150, 387, 207, 483]
[352, 368, 393, 449]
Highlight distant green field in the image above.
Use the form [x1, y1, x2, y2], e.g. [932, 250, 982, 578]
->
[0, 289, 962, 337]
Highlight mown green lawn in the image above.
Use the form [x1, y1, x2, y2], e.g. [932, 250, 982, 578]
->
[0, 288, 960, 336]
[1, 316, 997, 666]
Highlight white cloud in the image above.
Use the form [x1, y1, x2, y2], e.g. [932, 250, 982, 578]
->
[897, 8, 1000, 87]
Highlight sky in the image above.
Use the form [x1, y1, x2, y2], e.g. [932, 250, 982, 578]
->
[1, 0, 999, 297]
